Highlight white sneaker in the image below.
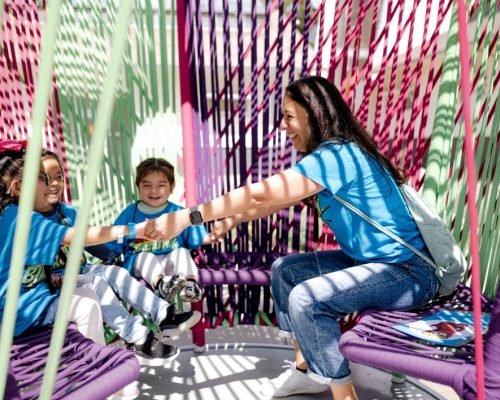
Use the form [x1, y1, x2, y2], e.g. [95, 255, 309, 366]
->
[260, 361, 330, 398]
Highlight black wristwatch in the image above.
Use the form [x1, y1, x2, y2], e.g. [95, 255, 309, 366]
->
[189, 207, 203, 225]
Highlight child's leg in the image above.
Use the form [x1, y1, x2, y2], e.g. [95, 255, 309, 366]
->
[82, 266, 201, 341]
[69, 287, 106, 345]
[132, 252, 172, 287]
[164, 248, 202, 302]
[76, 274, 150, 344]
[163, 248, 198, 279]
[83, 264, 170, 326]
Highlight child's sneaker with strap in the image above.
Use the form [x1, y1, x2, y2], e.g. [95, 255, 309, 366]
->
[155, 273, 187, 303]
[181, 278, 203, 302]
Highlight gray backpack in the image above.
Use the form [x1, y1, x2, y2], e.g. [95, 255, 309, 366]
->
[334, 184, 467, 296]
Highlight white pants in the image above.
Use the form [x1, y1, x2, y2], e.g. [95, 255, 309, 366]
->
[133, 248, 198, 287]
[69, 287, 105, 345]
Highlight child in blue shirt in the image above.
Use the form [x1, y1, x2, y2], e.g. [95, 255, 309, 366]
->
[38, 149, 201, 359]
[112, 157, 212, 304]
[0, 141, 106, 344]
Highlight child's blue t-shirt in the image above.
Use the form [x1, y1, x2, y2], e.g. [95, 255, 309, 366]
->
[112, 201, 208, 273]
[0, 205, 69, 335]
[291, 141, 425, 263]
[41, 203, 87, 273]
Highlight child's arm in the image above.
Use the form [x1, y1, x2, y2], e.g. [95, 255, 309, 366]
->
[61, 220, 152, 246]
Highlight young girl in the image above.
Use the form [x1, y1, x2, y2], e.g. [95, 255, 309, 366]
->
[0, 141, 104, 345]
[38, 149, 201, 358]
[112, 157, 211, 304]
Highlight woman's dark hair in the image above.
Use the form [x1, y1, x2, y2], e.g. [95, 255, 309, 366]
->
[0, 150, 25, 214]
[284, 76, 407, 184]
[135, 157, 175, 187]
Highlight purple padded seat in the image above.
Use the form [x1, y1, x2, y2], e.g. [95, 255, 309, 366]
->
[196, 251, 282, 287]
[5, 323, 140, 400]
[191, 251, 283, 346]
[339, 284, 500, 399]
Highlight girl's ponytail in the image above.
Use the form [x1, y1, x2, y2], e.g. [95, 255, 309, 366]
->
[0, 141, 27, 215]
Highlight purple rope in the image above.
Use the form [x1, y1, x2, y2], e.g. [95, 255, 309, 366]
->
[301, 0, 311, 75]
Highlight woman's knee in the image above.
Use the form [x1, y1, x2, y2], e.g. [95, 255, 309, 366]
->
[289, 283, 315, 317]
[271, 255, 295, 282]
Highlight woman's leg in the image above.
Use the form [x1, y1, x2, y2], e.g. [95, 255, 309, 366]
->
[271, 250, 356, 336]
[261, 250, 356, 397]
[288, 252, 438, 395]
[68, 287, 106, 345]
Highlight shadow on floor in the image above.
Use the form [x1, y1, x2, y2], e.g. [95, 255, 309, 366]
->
[133, 344, 449, 400]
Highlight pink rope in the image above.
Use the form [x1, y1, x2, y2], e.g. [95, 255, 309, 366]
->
[176, 0, 197, 207]
[457, 1, 485, 400]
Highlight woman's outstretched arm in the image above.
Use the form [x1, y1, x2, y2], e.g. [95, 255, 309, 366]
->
[153, 169, 324, 241]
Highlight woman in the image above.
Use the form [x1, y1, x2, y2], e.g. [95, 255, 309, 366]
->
[152, 76, 439, 400]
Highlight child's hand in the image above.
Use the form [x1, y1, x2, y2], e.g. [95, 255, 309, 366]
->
[50, 274, 64, 289]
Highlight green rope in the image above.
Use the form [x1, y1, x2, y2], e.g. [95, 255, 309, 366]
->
[39, 2, 134, 398]
[0, 0, 63, 396]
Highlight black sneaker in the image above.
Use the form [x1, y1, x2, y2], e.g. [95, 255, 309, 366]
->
[127, 332, 179, 361]
[156, 274, 187, 303]
[159, 309, 202, 340]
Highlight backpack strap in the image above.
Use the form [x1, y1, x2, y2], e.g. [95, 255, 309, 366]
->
[333, 194, 438, 269]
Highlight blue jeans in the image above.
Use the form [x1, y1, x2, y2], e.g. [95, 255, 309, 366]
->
[271, 249, 439, 385]
[79, 264, 170, 344]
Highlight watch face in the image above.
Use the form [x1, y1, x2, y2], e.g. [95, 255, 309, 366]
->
[190, 209, 203, 225]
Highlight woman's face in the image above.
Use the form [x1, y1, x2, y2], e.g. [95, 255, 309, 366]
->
[42, 157, 64, 206]
[280, 95, 310, 153]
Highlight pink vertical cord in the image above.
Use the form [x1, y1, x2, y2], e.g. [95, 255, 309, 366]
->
[176, 0, 206, 348]
[456, 1, 485, 399]
[176, 0, 197, 208]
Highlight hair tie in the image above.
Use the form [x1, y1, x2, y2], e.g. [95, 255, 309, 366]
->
[0, 140, 28, 154]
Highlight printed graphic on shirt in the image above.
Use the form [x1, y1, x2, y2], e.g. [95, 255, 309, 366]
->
[22, 264, 58, 289]
[21, 246, 86, 289]
[129, 238, 178, 253]
[54, 246, 86, 269]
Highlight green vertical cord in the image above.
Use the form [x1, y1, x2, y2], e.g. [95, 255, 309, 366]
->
[171, 0, 176, 110]
[146, 0, 159, 112]
[424, 0, 499, 298]
[159, 0, 169, 111]
[38, 2, 134, 398]
[0, 0, 63, 396]
[423, 3, 459, 212]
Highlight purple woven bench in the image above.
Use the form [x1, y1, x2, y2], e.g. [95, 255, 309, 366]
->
[5, 323, 140, 400]
[190, 251, 283, 348]
[339, 284, 500, 399]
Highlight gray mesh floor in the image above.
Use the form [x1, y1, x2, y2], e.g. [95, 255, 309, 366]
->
[113, 326, 459, 400]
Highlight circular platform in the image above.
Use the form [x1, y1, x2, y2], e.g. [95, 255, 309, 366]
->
[132, 343, 450, 400]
